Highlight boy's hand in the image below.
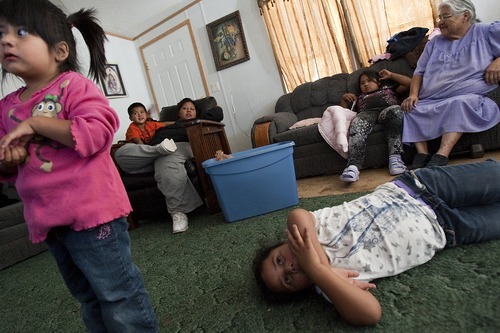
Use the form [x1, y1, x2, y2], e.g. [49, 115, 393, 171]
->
[286, 224, 322, 272]
[330, 268, 376, 290]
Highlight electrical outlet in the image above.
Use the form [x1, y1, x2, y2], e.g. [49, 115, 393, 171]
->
[210, 81, 221, 93]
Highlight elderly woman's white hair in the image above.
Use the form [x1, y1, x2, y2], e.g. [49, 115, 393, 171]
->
[439, 0, 477, 22]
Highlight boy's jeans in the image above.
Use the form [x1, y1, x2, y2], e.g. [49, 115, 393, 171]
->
[396, 159, 500, 246]
[46, 218, 159, 333]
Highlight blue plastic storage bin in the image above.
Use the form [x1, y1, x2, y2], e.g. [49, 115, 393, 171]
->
[202, 141, 299, 222]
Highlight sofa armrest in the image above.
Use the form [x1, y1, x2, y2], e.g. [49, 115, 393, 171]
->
[252, 122, 272, 147]
[254, 112, 298, 132]
[251, 112, 298, 147]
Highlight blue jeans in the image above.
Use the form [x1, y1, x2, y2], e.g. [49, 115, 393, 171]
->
[395, 159, 500, 246]
[45, 218, 159, 333]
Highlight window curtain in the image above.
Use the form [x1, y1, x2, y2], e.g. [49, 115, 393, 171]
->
[259, 0, 352, 91]
[259, 0, 439, 92]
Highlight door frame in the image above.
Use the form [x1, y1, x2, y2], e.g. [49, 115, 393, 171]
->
[139, 19, 209, 118]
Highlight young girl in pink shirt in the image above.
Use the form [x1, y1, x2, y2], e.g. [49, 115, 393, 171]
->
[0, 0, 158, 331]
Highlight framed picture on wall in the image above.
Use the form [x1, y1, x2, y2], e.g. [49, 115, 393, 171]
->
[206, 10, 250, 71]
[102, 64, 127, 98]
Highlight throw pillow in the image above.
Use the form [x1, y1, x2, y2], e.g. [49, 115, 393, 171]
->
[289, 118, 322, 130]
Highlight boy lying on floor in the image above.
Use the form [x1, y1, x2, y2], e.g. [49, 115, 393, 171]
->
[253, 159, 500, 326]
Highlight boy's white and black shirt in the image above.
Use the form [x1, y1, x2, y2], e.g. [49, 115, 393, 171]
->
[312, 182, 445, 285]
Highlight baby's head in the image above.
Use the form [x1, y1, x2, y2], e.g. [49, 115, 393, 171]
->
[253, 241, 314, 301]
[358, 70, 381, 94]
[128, 102, 148, 125]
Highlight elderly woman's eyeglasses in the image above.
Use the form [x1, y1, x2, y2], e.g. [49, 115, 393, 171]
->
[436, 12, 463, 22]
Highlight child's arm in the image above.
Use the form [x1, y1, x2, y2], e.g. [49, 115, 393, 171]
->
[378, 69, 411, 95]
[287, 220, 382, 326]
[0, 117, 74, 150]
[287, 209, 375, 290]
[286, 209, 330, 265]
[0, 117, 71, 169]
[340, 93, 357, 109]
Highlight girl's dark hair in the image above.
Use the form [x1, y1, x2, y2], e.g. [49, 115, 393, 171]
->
[0, 0, 108, 84]
[358, 70, 380, 87]
[177, 97, 198, 117]
[127, 102, 147, 116]
[252, 241, 313, 303]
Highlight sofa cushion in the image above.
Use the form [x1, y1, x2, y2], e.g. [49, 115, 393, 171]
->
[326, 74, 350, 103]
[310, 75, 347, 107]
[289, 118, 322, 129]
[290, 83, 314, 113]
[296, 105, 332, 121]
[285, 74, 349, 117]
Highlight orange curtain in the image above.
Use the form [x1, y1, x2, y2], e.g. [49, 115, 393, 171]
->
[260, 0, 351, 91]
[259, 0, 439, 92]
[341, 0, 437, 66]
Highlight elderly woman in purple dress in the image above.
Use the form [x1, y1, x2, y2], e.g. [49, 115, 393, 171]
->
[401, 0, 500, 169]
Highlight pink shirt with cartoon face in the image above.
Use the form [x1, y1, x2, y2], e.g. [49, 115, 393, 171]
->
[0, 71, 132, 243]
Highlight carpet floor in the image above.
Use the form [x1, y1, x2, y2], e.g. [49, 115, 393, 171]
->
[1, 192, 500, 333]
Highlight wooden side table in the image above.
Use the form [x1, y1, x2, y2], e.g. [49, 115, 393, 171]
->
[183, 120, 231, 213]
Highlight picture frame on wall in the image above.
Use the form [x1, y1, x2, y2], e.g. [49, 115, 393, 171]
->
[102, 64, 127, 98]
[206, 10, 250, 71]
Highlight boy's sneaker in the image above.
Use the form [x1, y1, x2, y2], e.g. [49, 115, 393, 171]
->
[156, 138, 177, 155]
[171, 212, 188, 233]
[388, 154, 407, 175]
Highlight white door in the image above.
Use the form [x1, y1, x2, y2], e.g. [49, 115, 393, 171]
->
[141, 20, 208, 117]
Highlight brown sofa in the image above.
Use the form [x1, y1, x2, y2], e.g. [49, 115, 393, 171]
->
[251, 58, 500, 179]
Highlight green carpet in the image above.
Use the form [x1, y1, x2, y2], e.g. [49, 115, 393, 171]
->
[1, 192, 500, 333]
